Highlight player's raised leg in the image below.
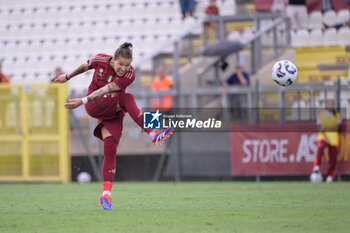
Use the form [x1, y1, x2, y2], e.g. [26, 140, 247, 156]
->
[119, 92, 173, 145]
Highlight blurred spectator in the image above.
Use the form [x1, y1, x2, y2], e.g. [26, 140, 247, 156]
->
[225, 57, 250, 87]
[0, 62, 10, 84]
[151, 66, 173, 113]
[205, 0, 220, 42]
[323, 0, 334, 12]
[286, 0, 308, 30]
[179, 0, 197, 20]
[346, 0, 350, 10]
[312, 99, 342, 182]
[271, 0, 287, 13]
[51, 67, 63, 82]
[225, 57, 250, 120]
[205, 0, 219, 18]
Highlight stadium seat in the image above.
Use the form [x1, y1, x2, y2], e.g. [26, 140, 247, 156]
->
[323, 10, 337, 27]
[34, 7, 52, 21]
[68, 6, 83, 19]
[309, 29, 323, 47]
[0, 23, 6, 36]
[129, 19, 145, 35]
[336, 9, 350, 24]
[94, 21, 111, 37]
[75, 5, 91, 21]
[5, 24, 21, 38]
[195, 1, 208, 19]
[151, 18, 166, 34]
[218, 0, 236, 16]
[227, 31, 241, 42]
[101, 38, 118, 53]
[323, 28, 337, 46]
[240, 29, 254, 44]
[30, 24, 45, 38]
[10, 41, 25, 57]
[57, 6, 73, 22]
[104, 20, 118, 33]
[144, 2, 158, 17]
[132, 3, 146, 18]
[260, 19, 273, 29]
[118, 20, 133, 34]
[169, 18, 183, 35]
[292, 29, 309, 47]
[183, 17, 199, 31]
[131, 36, 144, 51]
[307, 11, 323, 30]
[337, 27, 350, 45]
[261, 31, 273, 47]
[50, 39, 67, 54]
[30, 40, 45, 55]
[143, 18, 158, 35]
[40, 23, 56, 38]
[160, 2, 179, 17]
[118, 4, 133, 18]
[155, 35, 173, 53]
[277, 31, 287, 47]
[142, 35, 156, 53]
[170, 2, 181, 16]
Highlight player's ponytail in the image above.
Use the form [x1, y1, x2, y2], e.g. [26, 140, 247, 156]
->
[114, 42, 133, 60]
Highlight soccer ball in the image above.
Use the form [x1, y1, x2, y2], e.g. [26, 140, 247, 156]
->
[77, 172, 92, 184]
[271, 60, 298, 86]
[310, 172, 323, 183]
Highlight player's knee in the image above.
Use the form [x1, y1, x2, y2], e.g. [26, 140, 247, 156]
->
[103, 136, 118, 153]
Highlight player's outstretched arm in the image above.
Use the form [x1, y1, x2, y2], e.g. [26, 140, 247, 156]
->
[52, 63, 89, 83]
[64, 82, 121, 109]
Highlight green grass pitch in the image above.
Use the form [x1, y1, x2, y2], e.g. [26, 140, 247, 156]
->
[0, 182, 349, 233]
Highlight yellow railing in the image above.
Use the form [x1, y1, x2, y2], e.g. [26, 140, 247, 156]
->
[0, 84, 70, 183]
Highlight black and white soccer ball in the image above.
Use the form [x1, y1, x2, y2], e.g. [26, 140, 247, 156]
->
[271, 60, 298, 86]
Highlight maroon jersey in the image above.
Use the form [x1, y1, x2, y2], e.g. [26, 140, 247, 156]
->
[84, 54, 135, 140]
[87, 54, 135, 95]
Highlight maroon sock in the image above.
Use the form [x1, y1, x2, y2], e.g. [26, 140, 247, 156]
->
[327, 145, 338, 177]
[314, 140, 326, 167]
[102, 136, 118, 183]
[120, 93, 153, 134]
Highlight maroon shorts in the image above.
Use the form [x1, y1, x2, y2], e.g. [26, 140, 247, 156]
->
[85, 94, 124, 141]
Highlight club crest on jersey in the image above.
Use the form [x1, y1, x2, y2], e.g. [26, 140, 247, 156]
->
[107, 75, 113, 82]
[97, 68, 104, 77]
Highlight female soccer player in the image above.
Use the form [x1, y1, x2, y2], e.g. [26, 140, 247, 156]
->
[53, 42, 173, 210]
